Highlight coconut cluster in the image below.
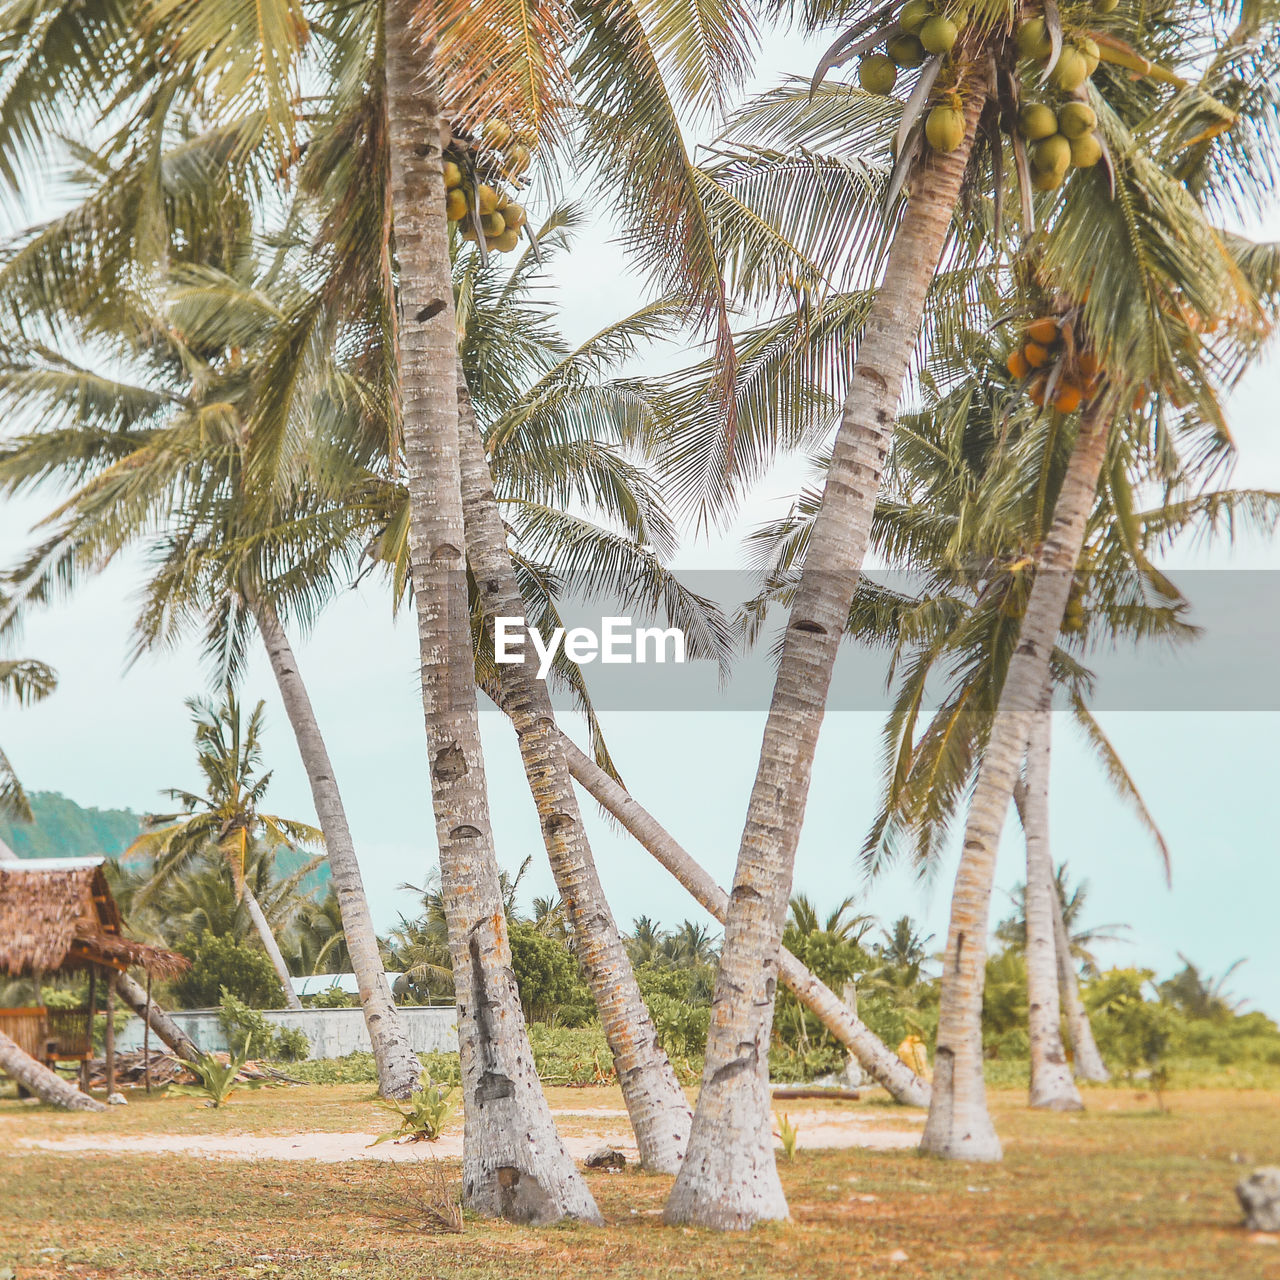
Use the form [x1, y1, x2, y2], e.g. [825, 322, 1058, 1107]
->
[443, 123, 536, 255]
[1018, 100, 1102, 189]
[859, 0, 960, 96]
[1005, 315, 1102, 414]
[855, 0, 1118, 167]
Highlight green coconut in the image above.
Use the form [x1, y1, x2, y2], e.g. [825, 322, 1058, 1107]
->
[475, 184, 500, 215]
[1018, 103, 1058, 141]
[887, 32, 926, 67]
[898, 0, 932, 34]
[445, 188, 468, 222]
[480, 211, 506, 237]
[925, 102, 966, 153]
[442, 160, 463, 189]
[506, 143, 532, 175]
[1057, 102, 1097, 138]
[1076, 36, 1101, 73]
[1069, 132, 1103, 167]
[1015, 17, 1052, 60]
[919, 13, 958, 53]
[483, 120, 512, 149]
[1032, 133, 1072, 174]
[1050, 47, 1090, 90]
[859, 53, 898, 95]
[1032, 165, 1065, 191]
[1093, 0, 1119, 12]
[501, 202, 528, 230]
[492, 228, 521, 252]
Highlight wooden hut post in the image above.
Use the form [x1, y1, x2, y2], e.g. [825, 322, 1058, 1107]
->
[81, 965, 98, 1094]
[143, 971, 152, 1094]
[103, 970, 116, 1097]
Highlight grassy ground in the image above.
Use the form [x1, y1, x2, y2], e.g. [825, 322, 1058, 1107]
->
[2, 1086, 1278, 1279]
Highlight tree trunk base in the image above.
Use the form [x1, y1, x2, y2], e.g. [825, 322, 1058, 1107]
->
[663, 1061, 787, 1229]
[1030, 1058, 1084, 1110]
[920, 1055, 1003, 1162]
[1074, 1060, 1111, 1084]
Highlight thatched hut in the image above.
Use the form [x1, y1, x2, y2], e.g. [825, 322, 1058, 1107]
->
[0, 857, 186, 1099]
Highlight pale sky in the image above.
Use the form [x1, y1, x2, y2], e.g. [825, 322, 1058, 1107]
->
[1, 24, 1277, 1018]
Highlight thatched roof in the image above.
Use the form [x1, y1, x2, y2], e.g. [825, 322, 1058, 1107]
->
[0, 858, 188, 978]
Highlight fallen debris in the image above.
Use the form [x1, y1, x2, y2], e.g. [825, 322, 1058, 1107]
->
[80, 1049, 303, 1091]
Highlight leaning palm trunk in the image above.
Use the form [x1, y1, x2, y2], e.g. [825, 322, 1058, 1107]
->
[242, 882, 304, 1011]
[456, 378, 692, 1172]
[557, 733, 932, 1108]
[1018, 696, 1083, 1110]
[254, 598, 423, 1098]
[921, 404, 1111, 1160]
[665, 75, 990, 1230]
[1053, 883, 1110, 1082]
[384, 3, 599, 1224]
[0, 1029, 105, 1111]
[112, 971, 199, 1061]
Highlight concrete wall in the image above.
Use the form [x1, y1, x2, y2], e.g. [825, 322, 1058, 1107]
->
[115, 1005, 458, 1060]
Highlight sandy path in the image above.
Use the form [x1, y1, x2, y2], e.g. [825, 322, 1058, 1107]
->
[14, 1108, 923, 1163]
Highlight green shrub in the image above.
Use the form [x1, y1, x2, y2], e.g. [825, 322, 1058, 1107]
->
[217, 990, 310, 1062]
[646, 991, 709, 1059]
[304, 985, 354, 1009]
[173, 931, 284, 1009]
[273, 1026, 310, 1062]
[508, 924, 594, 1026]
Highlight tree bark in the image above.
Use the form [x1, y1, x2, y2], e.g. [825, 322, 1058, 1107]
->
[241, 882, 304, 1011]
[456, 378, 692, 1172]
[555, 734, 932, 1107]
[103, 976, 116, 1096]
[112, 971, 200, 1061]
[384, 1, 600, 1225]
[1053, 881, 1110, 1082]
[254, 597, 423, 1098]
[1018, 697, 1083, 1110]
[0, 1029, 105, 1111]
[665, 73, 991, 1230]
[921, 405, 1111, 1160]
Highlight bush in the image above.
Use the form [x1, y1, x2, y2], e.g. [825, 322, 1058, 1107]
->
[173, 931, 285, 1009]
[304, 985, 354, 1008]
[507, 923, 594, 1026]
[217, 990, 310, 1062]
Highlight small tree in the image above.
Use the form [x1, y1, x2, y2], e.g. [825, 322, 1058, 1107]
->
[174, 930, 285, 1010]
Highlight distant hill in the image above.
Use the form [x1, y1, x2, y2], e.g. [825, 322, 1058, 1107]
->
[0, 791, 329, 897]
[0, 791, 142, 859]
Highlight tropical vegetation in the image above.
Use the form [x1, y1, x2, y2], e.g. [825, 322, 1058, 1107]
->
[0, 0, 1275, 1252]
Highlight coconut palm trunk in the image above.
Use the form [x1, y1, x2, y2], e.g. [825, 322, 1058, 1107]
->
[241, 881, 304, 1010]
[111, 971, 200, 1061]
[253, 597, 423, 1097]
[0, 1029, 105, 1111]
[664, 75, 990, 1230]
[1054, 886, 1110, 1082]
[556, 732, 932, 1107]
[921, 404, 1111, 1160]
[455, 377, 692, 1172]
[1018, 693, 1083, 1110]
[384, 3, 599, 1224]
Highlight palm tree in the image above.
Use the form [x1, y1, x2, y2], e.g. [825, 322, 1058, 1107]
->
[0, 174, 431, 1096]
[1158, 955, 1246, 1023]
[128, 690, 320, 1009]
[0, 655, 55, 820]
[288, 889, 351, 976]
[664, 31, 994, 1224]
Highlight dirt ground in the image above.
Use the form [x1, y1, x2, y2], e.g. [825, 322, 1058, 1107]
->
[2, 1085, 1278, 1279]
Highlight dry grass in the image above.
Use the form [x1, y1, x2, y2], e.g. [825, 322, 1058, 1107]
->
[1, 1087, 1278, 1279]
